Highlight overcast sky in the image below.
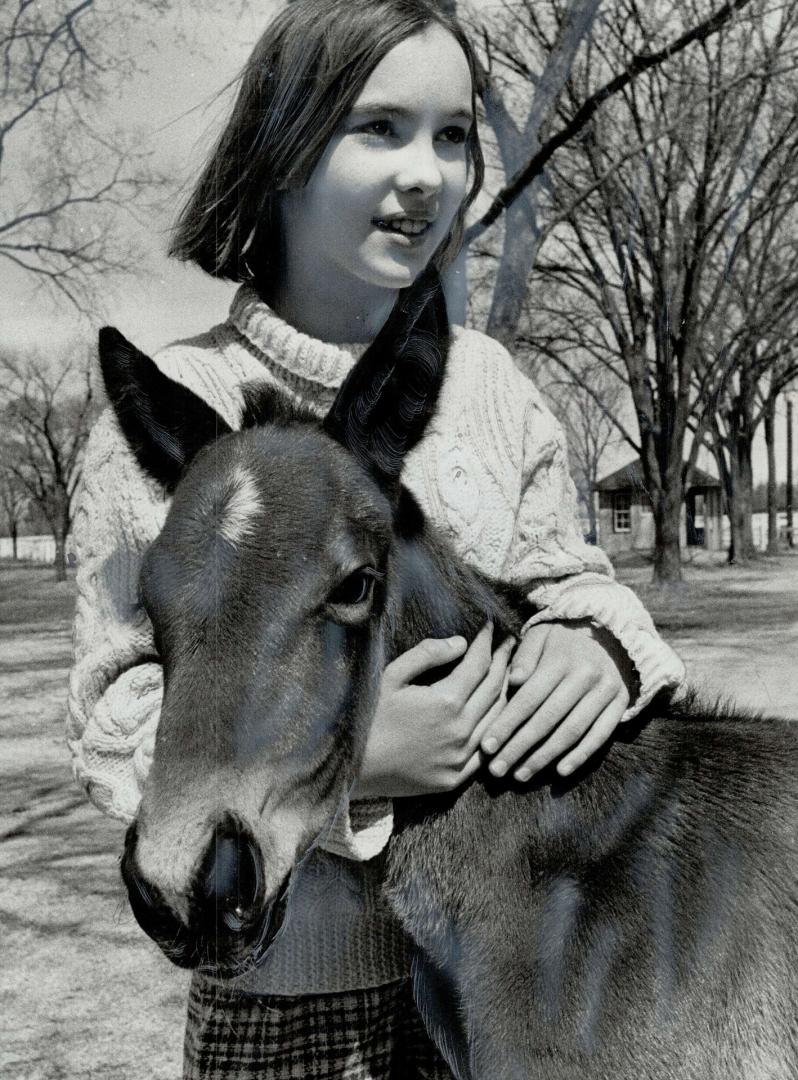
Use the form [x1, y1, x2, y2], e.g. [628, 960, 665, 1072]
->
[0, 1, 282, 356]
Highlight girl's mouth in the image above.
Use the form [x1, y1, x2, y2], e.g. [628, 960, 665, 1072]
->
[373, 217, 433, 245]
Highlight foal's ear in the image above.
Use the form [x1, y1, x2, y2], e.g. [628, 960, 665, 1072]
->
[98, 327, 232, 492]
[323, 266, 449, 486]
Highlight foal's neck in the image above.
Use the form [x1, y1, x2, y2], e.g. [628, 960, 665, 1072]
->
[386, 491, 525, 661]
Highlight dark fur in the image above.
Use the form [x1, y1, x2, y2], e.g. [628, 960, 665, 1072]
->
[100, 273, 797, 1079]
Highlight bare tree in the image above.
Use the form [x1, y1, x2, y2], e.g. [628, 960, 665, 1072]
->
[0, 463, 29, 559]
[696, 138, 798, 563]
[526, 0, 798, 581]
[452, 0, 754, 338]
[0, 0, 236, 310]
[538, 359, 624, 542]
[0, 345, 95, 579]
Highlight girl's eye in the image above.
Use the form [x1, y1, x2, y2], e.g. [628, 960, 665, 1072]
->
[439, 126, 468, 145]
[329, 570, 376, 607]
[360, 119, 394, 138]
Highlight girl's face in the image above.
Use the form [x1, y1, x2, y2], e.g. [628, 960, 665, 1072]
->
[280, 24, 474, 300]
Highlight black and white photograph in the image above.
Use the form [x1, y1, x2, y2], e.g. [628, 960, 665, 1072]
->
[1, 1, 796, 1077]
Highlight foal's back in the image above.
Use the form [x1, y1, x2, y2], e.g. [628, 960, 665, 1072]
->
[386, 702, 798, 1079]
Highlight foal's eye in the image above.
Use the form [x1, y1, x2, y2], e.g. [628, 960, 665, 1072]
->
[328, 570, 376, 607]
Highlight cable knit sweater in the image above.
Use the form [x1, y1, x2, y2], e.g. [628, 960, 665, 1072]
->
[67, 284, 685, 995]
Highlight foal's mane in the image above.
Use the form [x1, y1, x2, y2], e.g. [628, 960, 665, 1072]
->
[239, 383, 319, 430]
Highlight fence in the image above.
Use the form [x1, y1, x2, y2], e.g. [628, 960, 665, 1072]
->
[0, 535, 74, 563]
[742, 512, 798, 552]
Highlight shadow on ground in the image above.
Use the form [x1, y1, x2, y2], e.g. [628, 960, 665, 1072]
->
[1, 564, 188, 1080]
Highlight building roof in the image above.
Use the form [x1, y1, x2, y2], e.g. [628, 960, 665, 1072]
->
[595, 459, 721, 492]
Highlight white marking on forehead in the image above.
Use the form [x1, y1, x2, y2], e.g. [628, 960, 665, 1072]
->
[218, 465, 261, 545]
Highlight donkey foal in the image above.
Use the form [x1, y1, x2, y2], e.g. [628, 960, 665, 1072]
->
[100, 276, 797, 1080]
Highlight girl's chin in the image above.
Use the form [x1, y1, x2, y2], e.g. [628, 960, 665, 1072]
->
[357, 251, 431, 289]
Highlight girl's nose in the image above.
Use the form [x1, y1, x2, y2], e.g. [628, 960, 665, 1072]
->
[394, 138, 444, 197]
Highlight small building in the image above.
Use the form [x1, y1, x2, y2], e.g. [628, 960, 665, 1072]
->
[595, 460, 724, 556]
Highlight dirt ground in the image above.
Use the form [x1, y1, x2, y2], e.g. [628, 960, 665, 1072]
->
[615, 551, 798, 720]
[0, 565, 188, 1080]
[2, 555, 797, 1078]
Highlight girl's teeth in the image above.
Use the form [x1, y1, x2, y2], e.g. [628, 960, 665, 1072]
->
[379, 219, 428, 236]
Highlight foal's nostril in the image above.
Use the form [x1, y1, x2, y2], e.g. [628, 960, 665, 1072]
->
[199, 819, 264, 933]
[120, 823, 197, 966]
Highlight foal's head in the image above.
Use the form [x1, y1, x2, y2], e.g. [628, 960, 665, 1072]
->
[101, 274, 449, 975]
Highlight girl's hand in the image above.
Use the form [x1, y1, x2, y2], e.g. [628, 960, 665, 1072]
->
[480, 621, 635, 780]
[355, 624, 514, 798]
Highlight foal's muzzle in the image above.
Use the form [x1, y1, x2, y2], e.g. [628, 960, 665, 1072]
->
[121, 816, 290, 976]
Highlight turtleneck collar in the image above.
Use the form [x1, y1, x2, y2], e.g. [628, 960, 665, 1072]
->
[229, 283, 371, 390]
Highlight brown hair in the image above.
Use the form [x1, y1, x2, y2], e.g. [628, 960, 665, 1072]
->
[169, 0, 484, 294]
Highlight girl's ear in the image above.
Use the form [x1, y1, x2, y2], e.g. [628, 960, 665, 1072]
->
[323, 266, 450, 488]
[98, 327, 232, 492]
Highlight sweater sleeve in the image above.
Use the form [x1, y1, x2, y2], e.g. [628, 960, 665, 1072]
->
[66, 407, 388, 859]
[500, 389, 685, 719]
[66, 408, 166, 822]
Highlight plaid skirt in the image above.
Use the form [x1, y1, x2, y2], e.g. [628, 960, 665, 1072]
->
[183, 974, 455, 1080]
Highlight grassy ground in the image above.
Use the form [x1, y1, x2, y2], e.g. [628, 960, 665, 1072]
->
[2, 555, 797, 1078]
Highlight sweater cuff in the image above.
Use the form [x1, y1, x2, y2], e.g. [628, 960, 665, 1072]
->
[66, 662, 162, 824]
[521, 579, 685, 720]
[318, 796, 394, 861]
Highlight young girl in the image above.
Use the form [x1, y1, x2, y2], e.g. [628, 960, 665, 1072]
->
[67, 1, 685, 1076]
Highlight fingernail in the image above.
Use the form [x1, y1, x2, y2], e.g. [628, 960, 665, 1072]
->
[448, 636, 466, 650]
[490, 758, 508, 777]
[482, 737, 498, 754]
[515, 768, 531, 782]
[558, 761, 573, 777]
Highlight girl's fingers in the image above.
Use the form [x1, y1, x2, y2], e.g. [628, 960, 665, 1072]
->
[466, 662, 513, 755]
[486, 677, 587, 775]
[507, 624, 548, 686]
[509, 684, 620, 779]
[437, 622, 495, 703]
[385, 634, 469, 687]
[480, 665, 565, 755]
[555, 696, 626, 777]
[456, 746, 484, 787]
[463, 635, 514, 721]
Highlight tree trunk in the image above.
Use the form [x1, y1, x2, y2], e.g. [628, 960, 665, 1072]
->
[653, 484, 683, 583]
[11, 523, 18, 560]
[788, 397, 794, 547]
[764, 395, 779, 554]
[443, 245, 468, 326]
[585, 489, 598, 545]
[53, 528, 67, 582]
[485, 200, 542, 348]
[478, 0, 601, 347]
[728, 428, 755, 563]
[52, 489, 70, 582]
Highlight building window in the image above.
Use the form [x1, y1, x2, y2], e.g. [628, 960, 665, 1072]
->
[613, 490, 631, 532]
